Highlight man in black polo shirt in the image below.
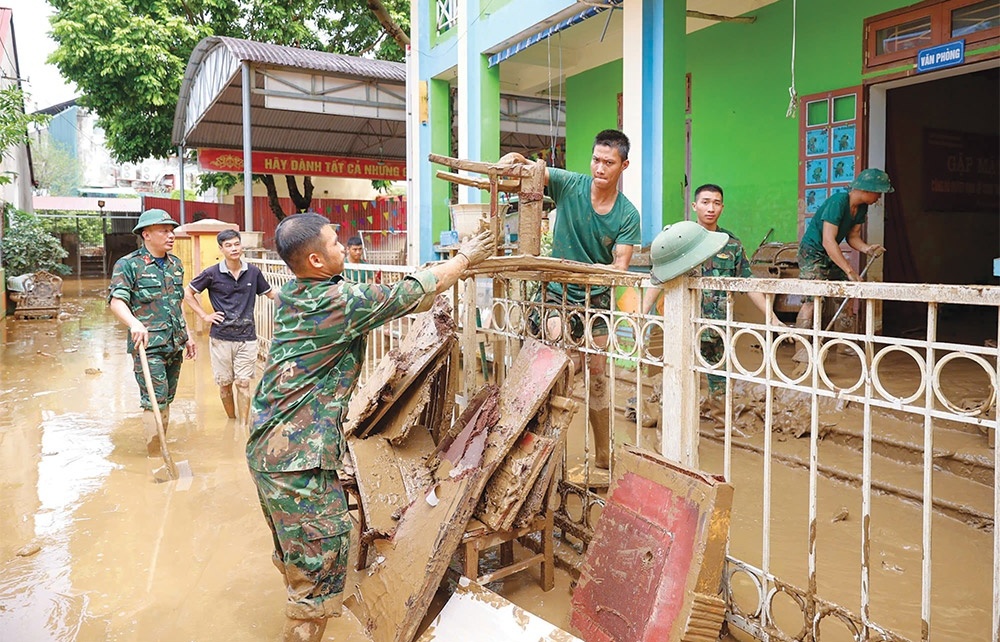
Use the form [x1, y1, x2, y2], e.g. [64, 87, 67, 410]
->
[184, 229, 275, 424]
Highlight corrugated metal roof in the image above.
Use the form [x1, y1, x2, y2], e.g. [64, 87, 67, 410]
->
[172, 36, 407, 158]
[214, 37, 405, 82]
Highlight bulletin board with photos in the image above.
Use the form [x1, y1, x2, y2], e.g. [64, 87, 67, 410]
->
[798, 86, 864, 239]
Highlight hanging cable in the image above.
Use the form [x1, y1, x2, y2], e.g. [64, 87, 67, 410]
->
[785, 0, 798, 119]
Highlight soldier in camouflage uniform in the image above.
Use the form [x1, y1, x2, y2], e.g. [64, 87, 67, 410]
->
[246, 213, 494, 642]
[108, 209, 197, 456]
[691, 184, 782, 423]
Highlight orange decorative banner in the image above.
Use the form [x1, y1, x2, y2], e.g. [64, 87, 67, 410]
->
[197, 148, 406, 181]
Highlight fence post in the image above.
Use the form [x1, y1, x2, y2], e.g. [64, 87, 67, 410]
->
[658, 276, 699, 468]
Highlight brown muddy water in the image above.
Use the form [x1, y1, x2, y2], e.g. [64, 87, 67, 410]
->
[0, 279, 571, 641]
[1, 280, 994, 641]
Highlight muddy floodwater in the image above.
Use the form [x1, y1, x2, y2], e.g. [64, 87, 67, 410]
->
[0, 280, 572, 641]
[1, 279, 994, 641]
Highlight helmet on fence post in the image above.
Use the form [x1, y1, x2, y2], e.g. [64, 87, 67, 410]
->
[649, 220, 729, 284]
[132, 209, 180, 234]
[850, 168, 894, 193]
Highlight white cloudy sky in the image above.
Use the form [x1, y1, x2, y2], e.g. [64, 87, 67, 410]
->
[4, 0, 78, 111]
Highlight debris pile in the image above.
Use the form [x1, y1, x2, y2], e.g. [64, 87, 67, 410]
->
[343, 297, 577, 642]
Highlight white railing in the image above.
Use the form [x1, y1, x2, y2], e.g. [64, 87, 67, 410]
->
[436, 0, 457, 34]
[250, 255, 999, 642]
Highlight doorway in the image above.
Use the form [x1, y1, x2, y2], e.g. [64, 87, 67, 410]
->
[868, 61, 1000, 341]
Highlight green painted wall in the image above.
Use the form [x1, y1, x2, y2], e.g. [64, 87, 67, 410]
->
[557, 0, 917, 246]
[564, 60, 623, 173]
[430, 79, 452, 239]
[685, 0, 913, 246]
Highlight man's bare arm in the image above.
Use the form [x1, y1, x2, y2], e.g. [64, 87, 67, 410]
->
[611, 244, 634, 271]
[822, 222, 859, 281]
[183, 285, 222, 324]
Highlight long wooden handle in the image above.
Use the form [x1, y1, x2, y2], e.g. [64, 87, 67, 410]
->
[138, 345, 178, 480]
[823, 254, 881, 332]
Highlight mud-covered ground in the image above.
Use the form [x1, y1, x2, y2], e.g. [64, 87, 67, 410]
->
[1, 279, 994, 641]
[0, 280, 572, 641]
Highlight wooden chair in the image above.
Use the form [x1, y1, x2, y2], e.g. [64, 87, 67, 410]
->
[460, 504, 555, 591]
[12, 271, 63, 319]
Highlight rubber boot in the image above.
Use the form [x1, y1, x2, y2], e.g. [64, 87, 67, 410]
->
[640, 383, 661, 428]
[220, 384, 236, 419]
[235, 382, 252, 428]
[281, 617, 327, 642]
[588, 376, 611, 470]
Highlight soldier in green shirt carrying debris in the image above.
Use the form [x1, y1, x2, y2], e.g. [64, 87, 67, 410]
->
[507, 129, 641, 470]
[108, 208, 197, 457]
[246, 212, 494, 642]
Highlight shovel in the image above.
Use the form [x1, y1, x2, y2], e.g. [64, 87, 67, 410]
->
[138, 345, 193, 483]
[824, 253, 882, 332]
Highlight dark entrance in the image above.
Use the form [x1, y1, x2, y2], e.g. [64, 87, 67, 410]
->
[883, 66, 999, 341]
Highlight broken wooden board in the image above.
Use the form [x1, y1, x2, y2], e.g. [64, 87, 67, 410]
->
[345, 296, 456, 438]
[376, 354, 449, 445]
[513, 392, 578, 529]
[570, 446, 734, 642]
[417, 576, 582, 642]
[475, 431, 555, 532]
[347, 427, 436, 537]
[347, 340, 572, 642]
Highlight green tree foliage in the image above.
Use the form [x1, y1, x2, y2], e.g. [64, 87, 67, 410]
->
[0, 86, 50, 185]
[32, 133, 85, 196]
[48, 0, 410, 164]
[1, 205, 71, 277]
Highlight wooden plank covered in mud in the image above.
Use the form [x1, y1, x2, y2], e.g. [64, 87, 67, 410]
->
[345, 297, 456, 438]
[347, 426, 436, 537]
[463, 255, 644, 286]
[475, 431, 555, 532]
[347, 340, 572, 642]
[570, 446, 734, 642]
[512, 392, 577, 529]
[417, 576, 582, 642]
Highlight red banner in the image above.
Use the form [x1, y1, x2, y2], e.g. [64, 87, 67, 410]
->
[197, 148, 406, 181]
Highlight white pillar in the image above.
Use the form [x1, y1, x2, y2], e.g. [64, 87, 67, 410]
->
[621, 0, 644, 220]
[658, 276, 699, 467]
[241, 62, 254, 232]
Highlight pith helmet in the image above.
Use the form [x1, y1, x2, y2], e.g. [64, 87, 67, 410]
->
[650, 220, 730, 284]
[132, 209, 179, 234]
[851, 168, 894, 193]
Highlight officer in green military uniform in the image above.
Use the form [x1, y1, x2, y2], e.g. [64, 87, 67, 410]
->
[690, 184, 782, 422]
[109, 208, 197, 456]
[246, 213, 494, 642]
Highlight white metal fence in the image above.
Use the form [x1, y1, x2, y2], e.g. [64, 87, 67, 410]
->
[249, 255, 998, 642]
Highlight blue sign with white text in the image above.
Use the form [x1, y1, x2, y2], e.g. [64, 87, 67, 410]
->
[917, 40, 965, 73]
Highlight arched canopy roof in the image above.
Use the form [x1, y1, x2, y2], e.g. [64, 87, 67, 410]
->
[172, 36, 408, 160]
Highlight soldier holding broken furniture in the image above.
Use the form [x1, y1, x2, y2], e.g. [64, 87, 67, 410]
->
[507, 129, 641, 470]
[246, 212, 494, 642]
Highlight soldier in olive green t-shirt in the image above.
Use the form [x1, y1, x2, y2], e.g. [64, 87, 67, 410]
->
[506, 129, 640, 470]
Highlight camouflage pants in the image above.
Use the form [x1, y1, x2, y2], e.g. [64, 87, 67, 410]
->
[250, 467, 352, 620]
[131, 348, 183, 409]
[797, 243, 848, 281]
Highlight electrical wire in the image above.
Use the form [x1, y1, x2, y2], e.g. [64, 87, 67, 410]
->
[785, 0, 798, 119]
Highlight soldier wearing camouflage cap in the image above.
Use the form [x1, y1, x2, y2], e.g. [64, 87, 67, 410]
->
[108, 209, 196, 456]
[794, 168, 892, 359]
[245, 212, 495, 642]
